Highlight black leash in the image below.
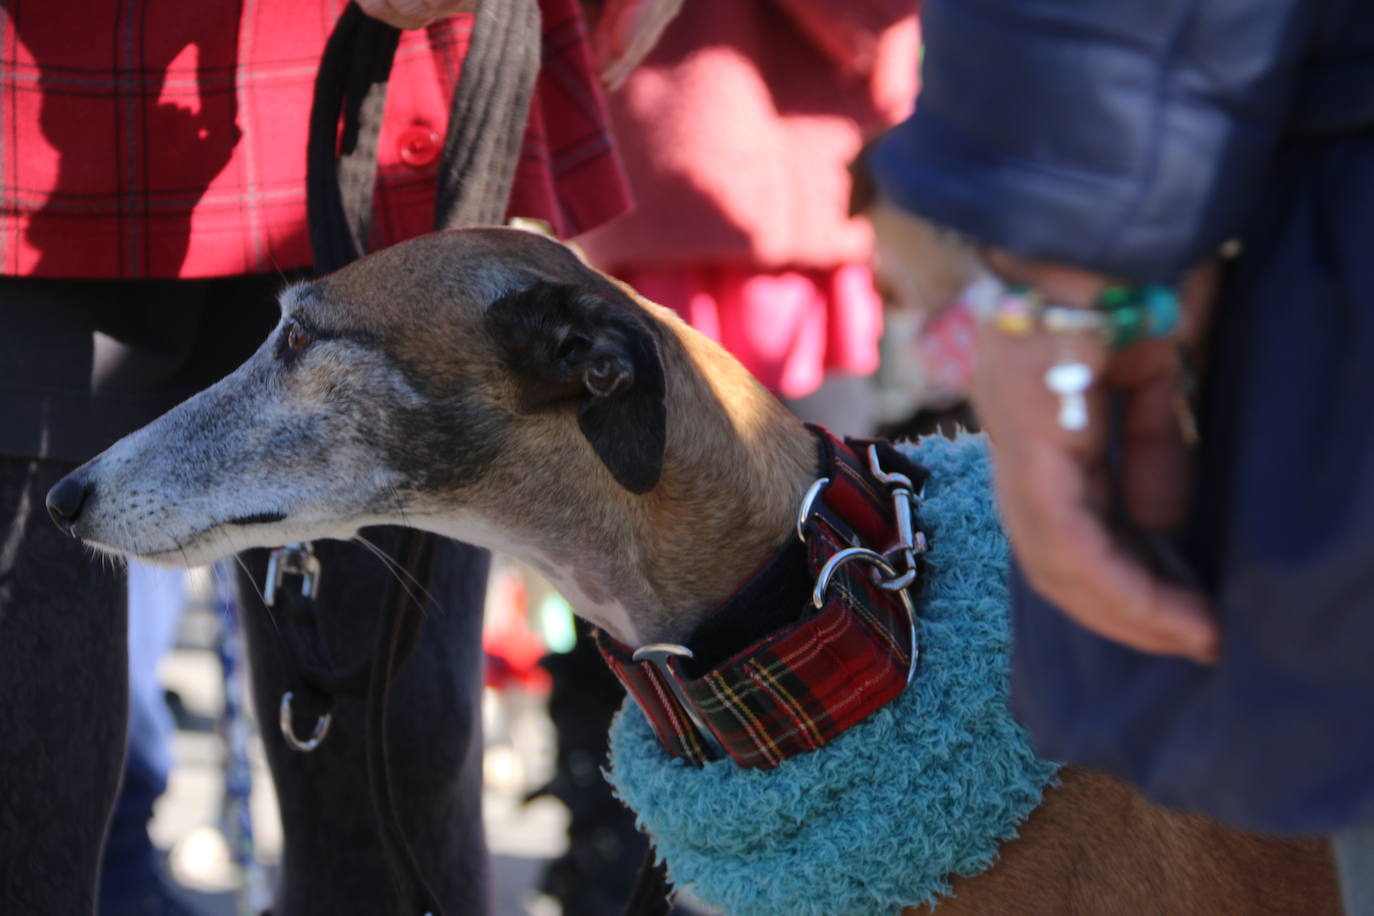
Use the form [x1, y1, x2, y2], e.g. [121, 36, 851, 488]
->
[365, 532, 440, 913]
[306, 5, 400, 272]
[308, 0, 540, 272]
[291, 2, 543, 913]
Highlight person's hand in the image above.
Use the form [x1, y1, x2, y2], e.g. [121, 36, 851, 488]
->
[972, 251, 1221, 663]
[355, 0, 476, 30]
[589, 0, 682, 90]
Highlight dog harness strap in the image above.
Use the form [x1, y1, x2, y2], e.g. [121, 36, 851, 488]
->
[598, 430, 930, 770]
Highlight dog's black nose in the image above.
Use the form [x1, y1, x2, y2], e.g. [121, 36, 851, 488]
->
[46, 473, 92, 535]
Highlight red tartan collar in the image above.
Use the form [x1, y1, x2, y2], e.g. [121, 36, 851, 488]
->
[597, 428, 929, 770]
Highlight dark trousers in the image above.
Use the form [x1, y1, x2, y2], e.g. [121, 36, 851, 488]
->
[0, 274, 491, 914]
[0, 456, 128, 915]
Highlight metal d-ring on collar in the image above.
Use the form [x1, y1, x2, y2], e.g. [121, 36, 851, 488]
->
[795, 477, 831, 543]
[811, 549, 920, 686]
[801, 445, 927, 687]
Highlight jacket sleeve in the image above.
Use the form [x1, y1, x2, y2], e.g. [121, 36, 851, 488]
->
[872, 0, 1317, 281]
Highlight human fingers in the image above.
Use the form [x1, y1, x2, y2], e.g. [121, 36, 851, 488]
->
[970, 317, 1110, 462]
[996, 443, 1219, 662]
[355, 0, 475, 30]
[1110, 262, 1216, 531]
[972, 249, 1219, 659]
[1117, 344, 1192, 530]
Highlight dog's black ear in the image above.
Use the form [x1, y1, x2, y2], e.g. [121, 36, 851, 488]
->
[487, 282, 667, 494]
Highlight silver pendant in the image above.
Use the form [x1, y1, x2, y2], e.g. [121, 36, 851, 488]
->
[1044, 360, 1093, 431]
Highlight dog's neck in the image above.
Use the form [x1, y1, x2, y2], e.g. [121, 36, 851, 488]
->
[441, 304, 817, 647]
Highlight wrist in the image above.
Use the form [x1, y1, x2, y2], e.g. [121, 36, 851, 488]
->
[971, 251, 1180, 351]
[981, 249, 1110, 309]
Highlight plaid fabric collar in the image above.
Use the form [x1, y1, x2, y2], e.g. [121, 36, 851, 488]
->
[597, 428, 929, 770]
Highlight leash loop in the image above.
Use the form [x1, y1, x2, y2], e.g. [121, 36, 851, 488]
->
[811, 546, 895, 609]
[279, 690, 334, 752]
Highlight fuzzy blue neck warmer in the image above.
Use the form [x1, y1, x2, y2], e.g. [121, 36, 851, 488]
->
[606, 434, 1059, 916]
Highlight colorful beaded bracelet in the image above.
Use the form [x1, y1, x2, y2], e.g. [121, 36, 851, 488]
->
[964, 273, 1180, 350]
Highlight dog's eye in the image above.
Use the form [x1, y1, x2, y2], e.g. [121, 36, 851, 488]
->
[286, 322, 312, 356]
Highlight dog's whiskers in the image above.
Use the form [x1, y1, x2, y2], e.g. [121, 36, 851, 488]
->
[351, 533, 438, 619]
[388, 485, 416, 532]
[221, 529, 282, 637]
[376, 489, 441, 619]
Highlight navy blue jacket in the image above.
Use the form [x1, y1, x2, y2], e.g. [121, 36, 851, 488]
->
[875, 0, 1374, 833]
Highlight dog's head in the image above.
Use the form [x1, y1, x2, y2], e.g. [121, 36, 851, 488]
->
[47, 228, 670, 566]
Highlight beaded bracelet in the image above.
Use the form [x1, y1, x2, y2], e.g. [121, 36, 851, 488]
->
[962, 271, 1182, 431]
[965, 274, 1180, 351]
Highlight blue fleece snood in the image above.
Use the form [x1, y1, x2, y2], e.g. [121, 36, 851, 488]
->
[607, 434, 1059, 916]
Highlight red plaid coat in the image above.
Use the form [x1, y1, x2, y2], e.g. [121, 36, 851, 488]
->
[0, 0, 630, 279]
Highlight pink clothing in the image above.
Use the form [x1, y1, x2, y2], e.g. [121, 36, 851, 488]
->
[618, 263, 883, 400]
[577, 0, 918, 398]
[576, 0, 918, 270]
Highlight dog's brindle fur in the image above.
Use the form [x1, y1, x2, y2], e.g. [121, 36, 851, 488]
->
[56, 229, 1338, 914]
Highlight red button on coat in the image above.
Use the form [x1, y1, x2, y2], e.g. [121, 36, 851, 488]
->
[398, 125, 441, 167]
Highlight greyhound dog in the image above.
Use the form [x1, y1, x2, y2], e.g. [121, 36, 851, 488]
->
[48, 228, 1338, 914]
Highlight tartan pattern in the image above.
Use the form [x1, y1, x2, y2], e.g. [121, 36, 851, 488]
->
[598, 433, 925, 770]
[601, 643, 716, 765]
[0, 0, 629, 279]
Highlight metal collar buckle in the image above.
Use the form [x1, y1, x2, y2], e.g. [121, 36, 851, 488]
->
[631, 643, 725, 761]
[264, 541, 332, 751]
[264, 541, 322, 607]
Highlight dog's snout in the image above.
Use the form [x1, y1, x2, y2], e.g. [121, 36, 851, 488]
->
[46, 473, 93, 535]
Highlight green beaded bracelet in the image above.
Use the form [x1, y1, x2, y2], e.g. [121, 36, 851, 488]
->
[1097, 284, 1180, 349]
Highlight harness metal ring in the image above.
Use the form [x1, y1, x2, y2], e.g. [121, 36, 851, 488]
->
[279, 691, 332, 752]
[811, 548, 919, 686]
[795, 477, 830, 543]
